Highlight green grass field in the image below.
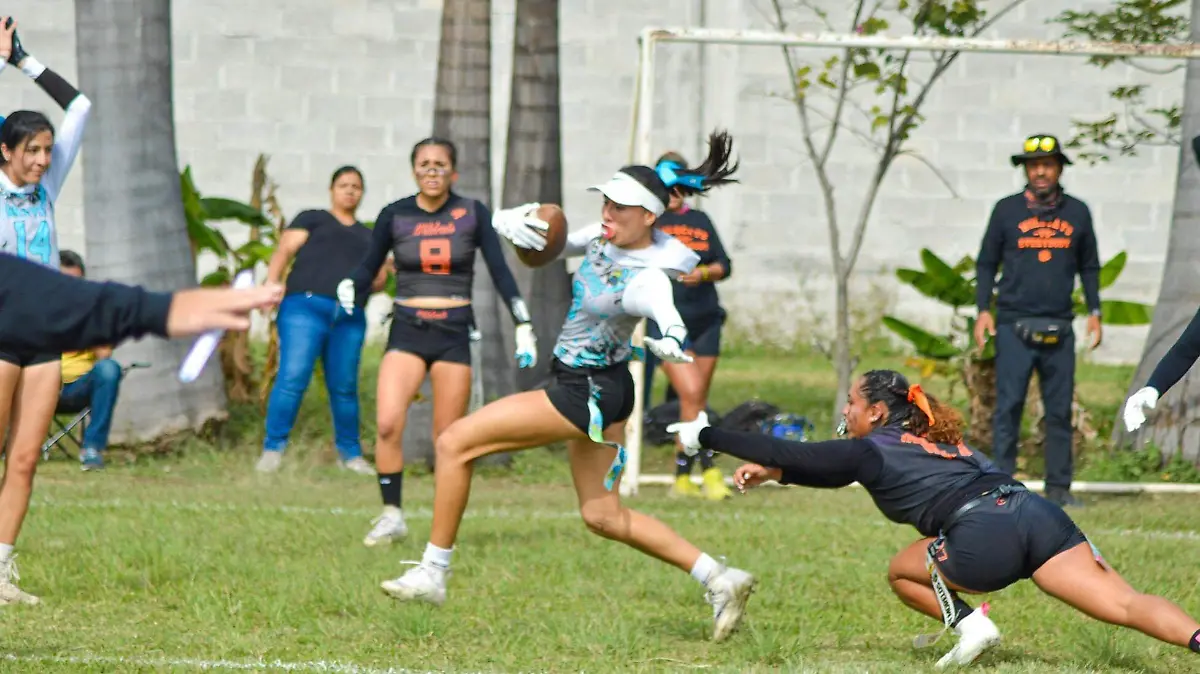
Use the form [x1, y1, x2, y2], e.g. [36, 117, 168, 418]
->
[6, 345, 1200, 673]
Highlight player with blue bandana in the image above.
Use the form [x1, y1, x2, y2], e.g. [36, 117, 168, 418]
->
[374, 130, 757, 644]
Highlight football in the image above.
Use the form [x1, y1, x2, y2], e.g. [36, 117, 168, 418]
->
[514, 203, 567, 268]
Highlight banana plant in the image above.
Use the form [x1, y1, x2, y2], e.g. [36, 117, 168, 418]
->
[181, 166, 275, 287]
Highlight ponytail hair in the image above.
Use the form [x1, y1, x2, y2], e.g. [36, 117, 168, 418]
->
[859, 369, 965, 445]
[619, 130, 740, 211]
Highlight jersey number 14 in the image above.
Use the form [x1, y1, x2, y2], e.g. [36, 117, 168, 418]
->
[14, 220, 53, 265]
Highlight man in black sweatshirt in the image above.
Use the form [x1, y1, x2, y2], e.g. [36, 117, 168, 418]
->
[973, 134, 1102, 508]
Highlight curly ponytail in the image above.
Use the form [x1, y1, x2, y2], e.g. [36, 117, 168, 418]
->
[859, 369, 965, 445]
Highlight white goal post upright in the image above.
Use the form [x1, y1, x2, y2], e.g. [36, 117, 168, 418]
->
[619, 26, 1200, 498]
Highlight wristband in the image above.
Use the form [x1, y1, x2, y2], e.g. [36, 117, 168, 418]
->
[700, 266, 711, 282]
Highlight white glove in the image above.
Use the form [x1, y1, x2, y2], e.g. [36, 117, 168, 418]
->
[336, 278, 355, 314]
[1123, 386, 1159, 433]
[515, 323, 537, 369]
[666, 411, 710, 457]
[493, 202, 550, 251]
[644, 327, 692, 364]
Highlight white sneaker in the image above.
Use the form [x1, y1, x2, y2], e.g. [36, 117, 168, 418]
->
[380, 561, 448, 606]
[363, 508, 408, 547]
[255, 451, 283, 473]
[0, 555, 39, 606]
[704, 565, 756, 641]
[339, 457, 376, 476]
[936, 605, 1001, 668]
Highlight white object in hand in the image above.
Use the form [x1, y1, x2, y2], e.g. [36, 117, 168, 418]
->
[179, 270, 255, 383]
[492, 203, 549, 251]
[336, 278, 355, 314]
[1122, 386, 1160, 433]
[666, 411, 710, 457]
[514, 323, 538, 368]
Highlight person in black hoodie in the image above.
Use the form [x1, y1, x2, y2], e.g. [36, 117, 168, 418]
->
[973, 134, 1101, 509]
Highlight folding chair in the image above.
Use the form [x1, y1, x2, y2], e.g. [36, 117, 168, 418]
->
[41, 361, 150, 461]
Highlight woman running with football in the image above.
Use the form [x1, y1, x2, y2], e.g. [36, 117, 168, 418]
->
[375, 130, 757, 643]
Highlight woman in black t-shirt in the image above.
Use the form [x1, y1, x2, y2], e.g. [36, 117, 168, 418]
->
[255, 166, 388, 475]
[645, 151, 734, 501]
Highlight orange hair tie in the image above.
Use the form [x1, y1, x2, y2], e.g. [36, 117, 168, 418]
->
[907, 384, 936, 426]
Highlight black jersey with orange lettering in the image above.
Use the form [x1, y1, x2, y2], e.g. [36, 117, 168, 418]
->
[656, 207, 730, 322]
[349, 192, 529, 324]
[698, 424, 1020, 537]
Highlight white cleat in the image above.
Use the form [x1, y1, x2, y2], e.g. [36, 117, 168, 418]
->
[936, 605, 1001, 668]
[255, 451, 283, 473]
[380, 561, 448, 606]
[0, 556, 39, 606]
[339, 457, 376, 476]
[705, 565, 756, 642]
[362, 508, 408, 547]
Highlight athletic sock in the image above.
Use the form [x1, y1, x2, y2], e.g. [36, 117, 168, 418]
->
[0, 544, 11, 563]
[422, 542, 453, 570]
[951, 596, 974, 627]
[378, 471, 403, 508]
[675, 452, 695, 477]
[689, 553, 721, 586]
[699, 448, 715, 470]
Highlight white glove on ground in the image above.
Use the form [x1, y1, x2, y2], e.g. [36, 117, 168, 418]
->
[336, 278, 355, 314]
[493, 203, 550, 251]
[666, 411, 710, 457]
[1123, 386, 1159, 433]
[515, 323, 537, 369]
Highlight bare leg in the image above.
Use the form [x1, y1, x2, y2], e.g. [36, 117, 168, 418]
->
[692, 355, 719, 399]
[0, 363, 59, 544]
[567, 422, 702, 571]
[1032, 542, 1200, 648]
[0, 363, 24, 542]
[887, 537, 980, 621]
[428, 361, 471, 441]
[429, 390, 583, 549]
[372, 351, 428, 474]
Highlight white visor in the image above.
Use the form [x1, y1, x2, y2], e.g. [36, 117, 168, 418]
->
[588, 172, 665, 216]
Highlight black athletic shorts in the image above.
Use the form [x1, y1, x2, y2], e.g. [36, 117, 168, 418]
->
[648, 312, 725, 358]
[0, 350, 60, 368]
[386, 305, 473, 367]
[545, 359, 636, 435]
[936, 490, 1088, 593]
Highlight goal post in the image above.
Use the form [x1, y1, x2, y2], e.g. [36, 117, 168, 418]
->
[619, 26, 1200, 498]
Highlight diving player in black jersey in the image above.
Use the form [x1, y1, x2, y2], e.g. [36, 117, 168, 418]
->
[671, 369, 1200, 668]
[337, 137, 535, 548]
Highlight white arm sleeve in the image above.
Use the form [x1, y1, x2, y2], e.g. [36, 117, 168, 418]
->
[42, 94, 91, 202]
[622, 268, 687, 342]
[560, 222, 603, 259]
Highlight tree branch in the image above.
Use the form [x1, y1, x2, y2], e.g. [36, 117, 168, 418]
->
[816, 2, 866, 167]
[899, 149, 961, 198]
[769, 0, 849, 279]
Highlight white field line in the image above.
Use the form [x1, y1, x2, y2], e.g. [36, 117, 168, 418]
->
[1, 653, 483, 673]
[30, 497, 1200, 543]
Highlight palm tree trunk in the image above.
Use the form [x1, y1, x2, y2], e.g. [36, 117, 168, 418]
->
[1117, 0, 1200, 463]
[427, 0, 510, 467]
[502, 0, 569, 392]
[74, 0, 228, 442]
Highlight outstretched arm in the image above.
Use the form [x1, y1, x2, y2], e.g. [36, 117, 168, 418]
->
[347, 206, 394, 306]
[1145, 306, 1200, 396]
[0, 253, 279, 351]
[697, 427, 882, 488]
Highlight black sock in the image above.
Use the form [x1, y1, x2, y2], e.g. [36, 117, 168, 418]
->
[1190, 628, 1200, 653]
[675, 452, 695, 477]
[699, 448, 715, 471]
[951, 596, 974, 626]
[378, 471, 403, 508]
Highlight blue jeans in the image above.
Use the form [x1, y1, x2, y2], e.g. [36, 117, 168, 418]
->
[263, 293, 367, 460]
[59, 358, 122, 451]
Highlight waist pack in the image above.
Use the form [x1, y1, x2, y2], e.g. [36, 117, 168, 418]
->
[1013, 317, 1072, 348]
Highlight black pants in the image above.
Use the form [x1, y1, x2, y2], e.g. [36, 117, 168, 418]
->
[992, 322, 1076, 490]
